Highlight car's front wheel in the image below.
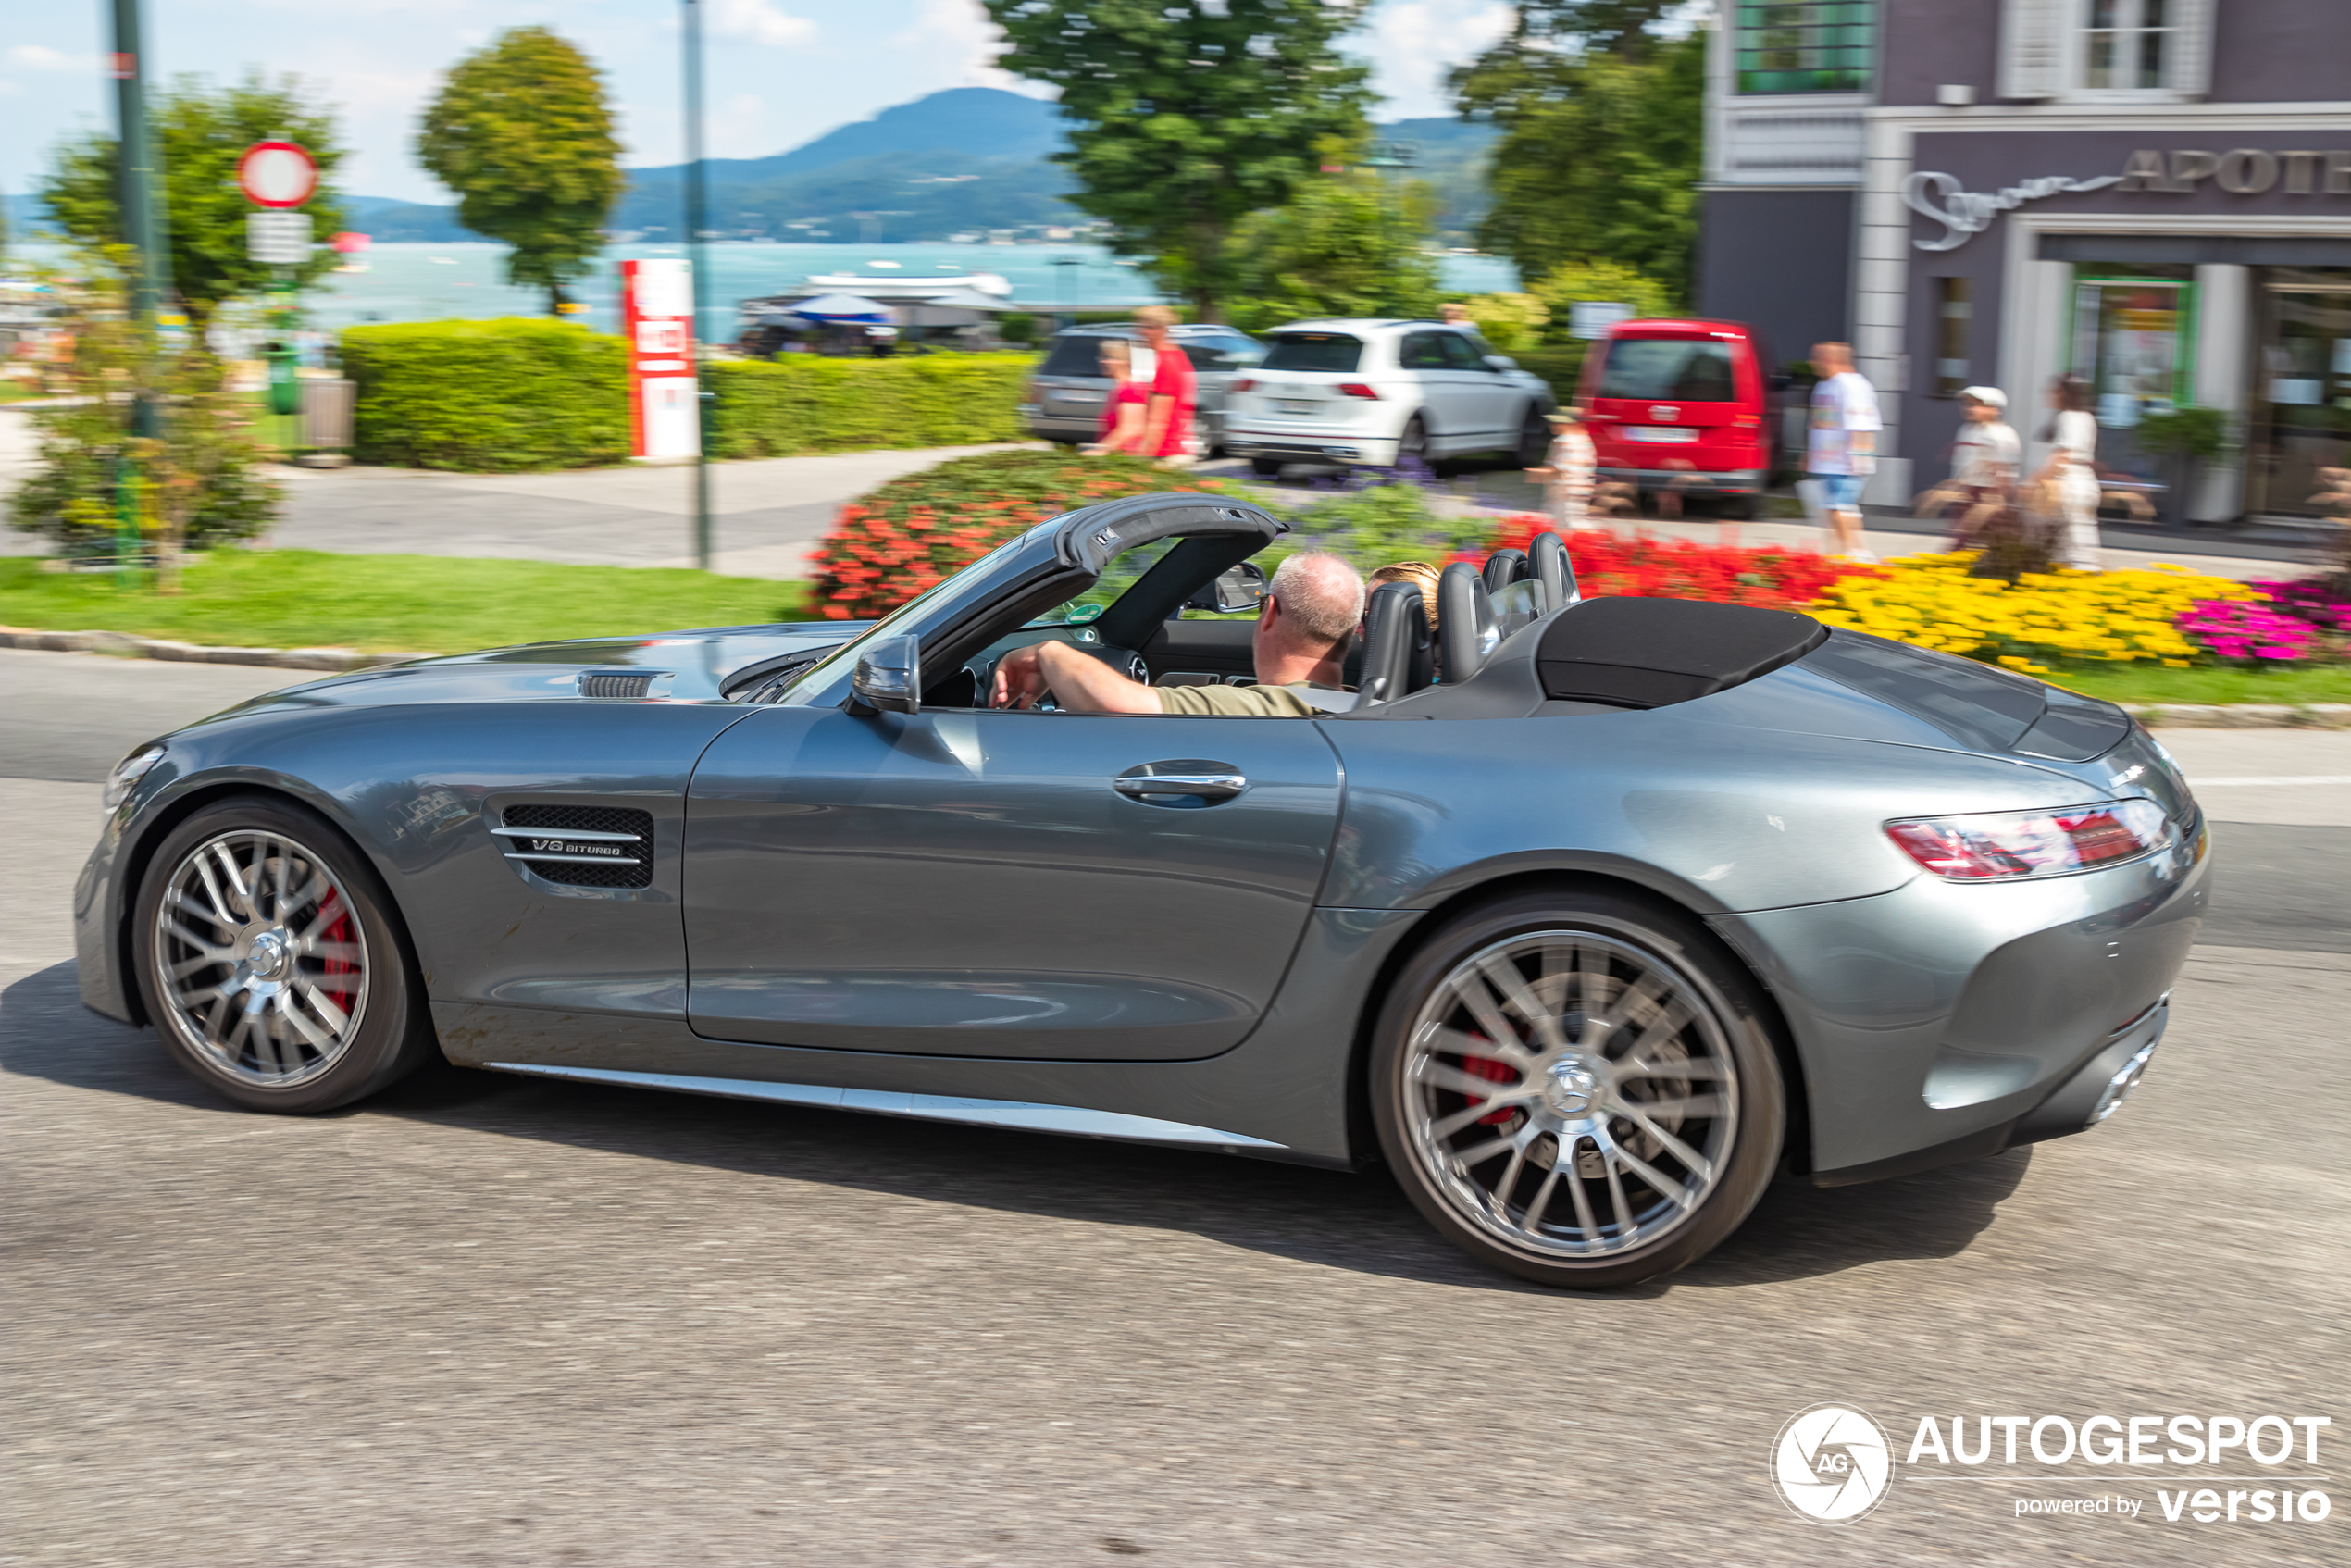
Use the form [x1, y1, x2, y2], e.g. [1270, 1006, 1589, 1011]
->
[1370, 887, 1785, 1288]
[1250, 456, 1287, 477]
[1517, 404, 1551, 467]
[132, 794, 439, 1114]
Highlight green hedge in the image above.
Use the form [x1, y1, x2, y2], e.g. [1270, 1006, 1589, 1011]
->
[704, 353, 1032, 459]
[1513, 343, 1592, 403]
[342, 317, 631, 473]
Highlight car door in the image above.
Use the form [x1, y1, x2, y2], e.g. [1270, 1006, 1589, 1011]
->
[1398, 330, 1477, 451]
[683, 703, 1345, 1062]
[1437, 330, 1517, 449]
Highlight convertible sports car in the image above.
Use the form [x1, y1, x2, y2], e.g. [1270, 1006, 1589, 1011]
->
[74, 492, 2206, 1288]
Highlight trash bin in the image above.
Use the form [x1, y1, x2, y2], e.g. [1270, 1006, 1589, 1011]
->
[263, 342, 301, 417]
[297, 377, 355, 467]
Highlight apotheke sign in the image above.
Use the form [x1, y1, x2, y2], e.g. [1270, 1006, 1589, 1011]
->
[1904, 147, 2351, 251]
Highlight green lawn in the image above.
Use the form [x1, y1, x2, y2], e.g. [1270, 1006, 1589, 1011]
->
[2038, 660, 2351, 706]
[0, 551, 811, 654]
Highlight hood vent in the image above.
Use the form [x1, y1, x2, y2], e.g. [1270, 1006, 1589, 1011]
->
[578, 670, 657, 700]
[494, 804, 653, 889]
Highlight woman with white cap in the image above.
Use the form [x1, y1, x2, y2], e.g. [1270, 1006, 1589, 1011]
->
[1524, 405, 1598, 532]
[1949, 386, 2020, 491]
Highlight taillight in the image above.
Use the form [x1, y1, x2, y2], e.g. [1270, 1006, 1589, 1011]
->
[1025, 378, 1040, 403]
[1229, 376, 1255, 392]
[1885, 798, 2174, 881]
[1337, 382, 1379, 400]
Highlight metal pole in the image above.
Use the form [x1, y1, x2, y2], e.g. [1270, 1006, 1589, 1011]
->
[682, 0, 714, 570]
[110, 0, 171, 585]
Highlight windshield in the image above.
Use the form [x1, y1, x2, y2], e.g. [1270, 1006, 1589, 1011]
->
[1597, 338, 1737, 402]
[777, 531, 1035, 706]
[1262, 332, 1363, 374]
[1038, 333, 1124, 377]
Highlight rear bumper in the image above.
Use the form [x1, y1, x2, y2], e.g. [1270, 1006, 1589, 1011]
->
[1225, 429, 1401, 467]
[1710, 815, 2208, 1182]
[1596, 465, 1767, 495]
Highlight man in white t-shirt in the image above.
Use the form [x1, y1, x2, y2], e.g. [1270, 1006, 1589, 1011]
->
[1806, 342, 1882, 560]
[1949, 386, 2021, 488]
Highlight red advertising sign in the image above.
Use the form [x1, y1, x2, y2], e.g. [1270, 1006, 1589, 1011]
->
[620, 259, 699, 461]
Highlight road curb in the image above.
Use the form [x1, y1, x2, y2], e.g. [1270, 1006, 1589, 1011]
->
[5, 626, 2346, 725]
[0, 626, 432, 671]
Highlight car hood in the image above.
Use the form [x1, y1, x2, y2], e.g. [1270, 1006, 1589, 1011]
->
[198, 619, 870, 719]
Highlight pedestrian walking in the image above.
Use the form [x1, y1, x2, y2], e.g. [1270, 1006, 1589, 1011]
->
[1805, 342, 1882, 561]
[1131, 306, 1198, 465]
[2036, 375, 2103, 570]
[1524, 407, 1598, 531]
[1083, 338, 1151, 455]
[1948, 386, 2021, 490]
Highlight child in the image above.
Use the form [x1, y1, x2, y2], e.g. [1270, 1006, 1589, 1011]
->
[1524, 407, 1598, 531]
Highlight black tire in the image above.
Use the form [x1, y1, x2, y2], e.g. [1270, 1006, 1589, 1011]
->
[1370, 887, 1785, 1289]
[1517, 404, 1551, 467]
[131, 793, 439, 1114]
[1395, 415, 1431, 474]
[1250, 456, 1287, 478]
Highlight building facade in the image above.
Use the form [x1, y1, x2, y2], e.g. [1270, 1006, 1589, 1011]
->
[1697, 0, 2351, 524]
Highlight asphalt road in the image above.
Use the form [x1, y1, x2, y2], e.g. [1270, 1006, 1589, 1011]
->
[4, 649, 2345, 1566]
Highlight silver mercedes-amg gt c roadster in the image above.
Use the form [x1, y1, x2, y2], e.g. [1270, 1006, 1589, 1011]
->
[74, 492, 2203, 1287]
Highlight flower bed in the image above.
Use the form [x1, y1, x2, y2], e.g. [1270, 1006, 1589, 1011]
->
[1486, 516, 1856, 609]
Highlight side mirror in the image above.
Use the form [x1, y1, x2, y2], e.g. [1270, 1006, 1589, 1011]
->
[1485, 355, 1518, 372]
[850, 635, 921, 715]
[1182, 560, 1268, 616]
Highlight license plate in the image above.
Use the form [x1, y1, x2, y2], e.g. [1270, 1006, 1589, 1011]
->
[1053, 391, 1103, 405]
[1275, 399, 1318, 415]
[1626, 426, 1698, 443]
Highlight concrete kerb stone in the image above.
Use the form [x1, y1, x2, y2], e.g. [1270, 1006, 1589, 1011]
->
[5, 626, 2347, 725]
[0, 626, 429, 671]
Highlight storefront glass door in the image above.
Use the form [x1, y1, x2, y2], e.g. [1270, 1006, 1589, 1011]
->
[2067, 268, 2196, 478]
[2247, 268, 2351, 521]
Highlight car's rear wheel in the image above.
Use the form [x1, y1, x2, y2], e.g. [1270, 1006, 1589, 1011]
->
[1370, 888, 1785, 1289]
[132, 795, 438, 1114]
[1395, 414, 1431, 474]
[1250, 456, 1287, 477]
[1517, 404, 1551, 467]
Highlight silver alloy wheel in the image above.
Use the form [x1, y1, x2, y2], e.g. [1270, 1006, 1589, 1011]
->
[151, 828, 370, 1088]
[1399, 929, 1739, 1259]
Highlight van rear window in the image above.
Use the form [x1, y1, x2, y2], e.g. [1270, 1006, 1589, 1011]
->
[1598, 338, 1736, 402]
[1262, 333, 1363, 374]
[1037, 334, 1122, 378]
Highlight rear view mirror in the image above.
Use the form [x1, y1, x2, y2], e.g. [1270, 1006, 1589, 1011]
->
[1183, 561, 1268, 616]
[850, 635, 921, 715]
[1485, 355, 1518, 372]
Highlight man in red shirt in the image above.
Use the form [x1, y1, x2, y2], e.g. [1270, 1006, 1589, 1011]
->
[1133, 305, 1196, 463]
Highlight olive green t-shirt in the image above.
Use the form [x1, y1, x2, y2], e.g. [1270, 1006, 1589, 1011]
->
[1153, 680, 1337, 717]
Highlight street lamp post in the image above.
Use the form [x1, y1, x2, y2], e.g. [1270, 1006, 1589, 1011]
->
[109, 0, 172, 583]
[681, 0, 714, 570]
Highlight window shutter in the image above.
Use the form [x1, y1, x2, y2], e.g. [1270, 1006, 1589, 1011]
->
[2167, 0, 2215, 97]
[1997, 0, 2064, 100]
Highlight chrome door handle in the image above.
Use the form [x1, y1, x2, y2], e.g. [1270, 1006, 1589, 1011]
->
[1113, 769, 1247, 801]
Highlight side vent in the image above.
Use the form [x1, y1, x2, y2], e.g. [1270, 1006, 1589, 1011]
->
[494, 804, 653, 889]
[578, 670, 656, 700]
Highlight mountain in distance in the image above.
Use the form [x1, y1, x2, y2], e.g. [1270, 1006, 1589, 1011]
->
[6, 89, 1496, 248]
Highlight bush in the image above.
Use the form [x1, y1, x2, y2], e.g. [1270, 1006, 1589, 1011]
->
[704, 353, 1033, 459]
[811, 450, 1243, 618]
[1511, 343, 1591, 402]
[342, 317, 630, 472]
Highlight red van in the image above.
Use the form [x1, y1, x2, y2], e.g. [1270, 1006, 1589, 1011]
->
[1575, 318, 1775, 519]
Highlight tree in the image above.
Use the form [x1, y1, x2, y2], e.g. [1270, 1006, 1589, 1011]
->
[8, 251, 278, 581]
[40, 70, 349, 322]
[983, 0, 1375, 321]
[1450, 4, 1702, 306]
[1528, 258, 1674, 334]
[1224, 148, 1442, 334]
[417, 28, 623, 314]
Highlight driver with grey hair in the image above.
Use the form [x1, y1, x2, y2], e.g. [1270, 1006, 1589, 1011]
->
[990, 551, 1366, 717]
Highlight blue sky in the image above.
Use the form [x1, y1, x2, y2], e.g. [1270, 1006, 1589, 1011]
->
[3, 0, 1519, 205]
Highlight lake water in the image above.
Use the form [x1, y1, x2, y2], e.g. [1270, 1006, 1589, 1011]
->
[17, 240, 1521, 341]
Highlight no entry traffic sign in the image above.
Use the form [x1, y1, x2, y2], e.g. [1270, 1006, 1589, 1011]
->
[238, 141, 317, 209]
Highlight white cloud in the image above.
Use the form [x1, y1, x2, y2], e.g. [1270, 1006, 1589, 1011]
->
[716, 0, 818, 48]
[894, 0, 1047, 95]
[8, 44, 84, 71]
[1361, 0, 1513, 119]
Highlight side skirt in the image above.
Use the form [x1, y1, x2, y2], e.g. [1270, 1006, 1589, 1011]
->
[482, 1061, 1287, 1152]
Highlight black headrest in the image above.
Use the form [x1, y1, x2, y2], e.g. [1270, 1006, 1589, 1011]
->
[1536, 597, 1827, 708]
[1482, 549, 1527, 595]
[1359, 580, 1435, 703]
[1527, 531, 1577, 614]
[1437, 562, 1501, 684]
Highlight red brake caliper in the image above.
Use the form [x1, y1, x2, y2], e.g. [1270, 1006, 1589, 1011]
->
[316, 892, 356, 1020]
[1462, 1049, 1517, 1125]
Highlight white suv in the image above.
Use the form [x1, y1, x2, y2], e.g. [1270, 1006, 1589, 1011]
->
[1221, 318, 1557, 475]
